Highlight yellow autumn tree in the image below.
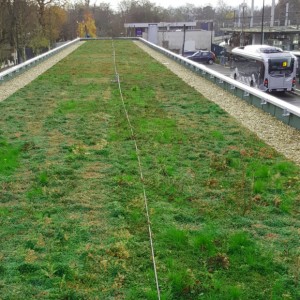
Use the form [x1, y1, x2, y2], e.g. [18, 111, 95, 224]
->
[77, 12, 97, 38]
[45, 6, 67, 43]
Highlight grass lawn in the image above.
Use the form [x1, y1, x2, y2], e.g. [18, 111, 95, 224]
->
[0, 40, 299, 299]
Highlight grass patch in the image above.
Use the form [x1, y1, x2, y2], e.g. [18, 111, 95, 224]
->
[0, 40, 299, 299]
[0, 137, 21, 175]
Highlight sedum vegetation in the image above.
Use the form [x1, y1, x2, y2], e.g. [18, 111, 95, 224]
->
[0, 40, 300, 299]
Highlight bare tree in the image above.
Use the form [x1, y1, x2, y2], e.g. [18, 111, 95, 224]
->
[36, 0, 53, 30]
[118, 0, 163, 23]
[93, 3, 114, 36]
[276, 0, 300, 25]
[35, 0, 66, 31]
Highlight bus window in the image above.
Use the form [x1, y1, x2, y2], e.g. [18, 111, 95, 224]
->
[257, 61, 265, 81]
[268, 58, 294, 75]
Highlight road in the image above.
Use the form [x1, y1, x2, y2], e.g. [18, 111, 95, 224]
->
[206, 63, 300, 107]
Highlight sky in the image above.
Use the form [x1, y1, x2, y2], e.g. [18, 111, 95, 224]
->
[92, 0, 276, 11]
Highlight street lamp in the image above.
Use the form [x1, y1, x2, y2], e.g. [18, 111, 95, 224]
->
[210, 21, 213, 51]
[261, 0, 265, 44]
[241, 3, 246, 46]
[240, 2, 247, 46]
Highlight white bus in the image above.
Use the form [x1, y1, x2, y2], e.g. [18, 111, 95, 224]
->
[231, 45, 297, 92]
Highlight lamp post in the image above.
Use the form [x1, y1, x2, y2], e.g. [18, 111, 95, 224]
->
[181, 24, 186, 55]
[210, 21, 213, 51]
[240, 2, 247, 46]
[241, 3, 246, 46]
[261, 0, 265, 44]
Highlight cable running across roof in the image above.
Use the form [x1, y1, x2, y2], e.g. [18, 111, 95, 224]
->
[111, 40, 161, 300]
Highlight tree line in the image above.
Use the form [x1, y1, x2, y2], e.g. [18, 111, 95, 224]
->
[0, 0, 299, 66]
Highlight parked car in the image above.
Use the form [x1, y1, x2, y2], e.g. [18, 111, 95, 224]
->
[186, 50, 216, 64]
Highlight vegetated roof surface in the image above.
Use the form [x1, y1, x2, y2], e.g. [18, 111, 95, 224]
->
[0, 40, 299, 299]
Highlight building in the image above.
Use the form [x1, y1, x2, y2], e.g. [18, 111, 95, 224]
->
[124, 22, 213, 53]
[221, 25, 300, 51]
[219, 0, 299, 51]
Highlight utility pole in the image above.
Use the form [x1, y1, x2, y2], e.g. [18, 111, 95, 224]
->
[285, 3, 289, 26]
[240, 2, 247, 46]
[181, 24, 186, 55]
[261, 0, 265, 44]
[250, 0, 254, 28]
[270, 0, 275, 27]
[233, 10, 236, 28]
[210, 21, 213, 51]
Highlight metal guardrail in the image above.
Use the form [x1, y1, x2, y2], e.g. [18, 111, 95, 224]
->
[138, 38, 300, 130]
[0, 37, 138, 83]
[0, 38, 80, 82]
[0, 37, 137, 83]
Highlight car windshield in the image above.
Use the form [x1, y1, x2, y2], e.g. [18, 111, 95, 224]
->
[191, 51, 202, 57]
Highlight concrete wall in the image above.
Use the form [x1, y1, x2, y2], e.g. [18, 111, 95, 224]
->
[252, 33, 261, 45]
[143, 30, 212, 52]
[148, 25, 158, 45]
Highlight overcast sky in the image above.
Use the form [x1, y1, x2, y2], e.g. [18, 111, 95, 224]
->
[93, 0, 276, 11]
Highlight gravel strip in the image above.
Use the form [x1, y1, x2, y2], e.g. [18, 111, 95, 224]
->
[135, 41, 300, 166]
[0, 41, 85, 102]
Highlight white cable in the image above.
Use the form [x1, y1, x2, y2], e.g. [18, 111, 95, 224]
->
[111, 41, 161, 300]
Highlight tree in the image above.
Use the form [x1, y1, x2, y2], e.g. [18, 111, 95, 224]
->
[0, 0, 11, 65]
[215, 0, 234, 28]
[202, 5, 215, 20]
[0, 0, 39, 64]
[36, 0, 53, 30]
[77, 11, 97, 37]
[45, 5, 67, 43]
[15, 0, 39, 61]
[118, 0, 163, 23]
[35, 0, 65, 32]
[93, 3, 114, 37]
[276, 0, 300, 25]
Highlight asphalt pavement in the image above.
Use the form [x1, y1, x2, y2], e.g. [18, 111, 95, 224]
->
[295, 79, 300, 94]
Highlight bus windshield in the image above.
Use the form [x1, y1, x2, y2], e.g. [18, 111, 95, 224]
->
[268, 58, 294, 75]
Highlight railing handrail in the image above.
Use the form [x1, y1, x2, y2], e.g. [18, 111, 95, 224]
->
[0, 38, 80, 80]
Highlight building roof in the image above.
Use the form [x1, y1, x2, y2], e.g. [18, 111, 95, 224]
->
[221, 25, 300, 34]
[124, 22, 196, 28]
[232, 45, 295, 62]
[291, 51, 300, 57]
